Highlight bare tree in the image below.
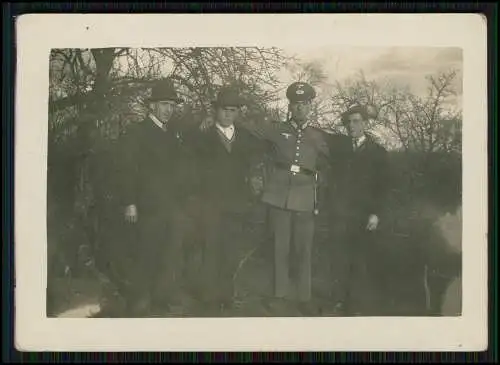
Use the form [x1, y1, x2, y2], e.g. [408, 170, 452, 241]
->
[49, 47, 289, 132]
[286, 59, 328, 86]
[328, 69, 462, 152]
[48, 47, 290, 269]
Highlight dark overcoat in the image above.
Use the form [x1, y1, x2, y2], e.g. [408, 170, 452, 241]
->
[192, 124, 264, 213]
[327, 133, 390, 224]
[116, 116, 197, 217]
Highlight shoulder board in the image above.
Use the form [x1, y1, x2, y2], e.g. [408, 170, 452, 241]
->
[308, 125, 324, 131]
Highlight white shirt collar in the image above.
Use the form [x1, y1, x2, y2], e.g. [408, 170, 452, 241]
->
[216, 123, 235, 140]
[354, 134, 367, 148]
[149, 113, 166, 131]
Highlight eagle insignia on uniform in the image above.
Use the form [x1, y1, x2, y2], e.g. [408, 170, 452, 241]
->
[281, 132, 292, 139]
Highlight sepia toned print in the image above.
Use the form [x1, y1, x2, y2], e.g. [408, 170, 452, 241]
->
[46, 46, 463, 319]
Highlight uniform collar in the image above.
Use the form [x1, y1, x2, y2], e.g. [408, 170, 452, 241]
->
[290, 119, 309, 131]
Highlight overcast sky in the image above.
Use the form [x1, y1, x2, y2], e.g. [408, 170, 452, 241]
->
[277, 46, 463, 107]
[106, 46, 462, 108]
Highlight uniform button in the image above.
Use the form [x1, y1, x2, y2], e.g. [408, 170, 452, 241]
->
[296, 146, 300, 150]
[292, 172, 297, 176]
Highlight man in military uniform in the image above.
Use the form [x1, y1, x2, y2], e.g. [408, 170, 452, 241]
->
[233, 82, 334, 314]
[326, 104, 390, 316]
[111, 78, 197, 316]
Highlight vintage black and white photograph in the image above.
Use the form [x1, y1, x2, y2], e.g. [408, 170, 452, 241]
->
[15, 14, 487, 351]
[46, 45, 464, 319]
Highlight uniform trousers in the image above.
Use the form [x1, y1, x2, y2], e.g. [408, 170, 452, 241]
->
[269, 206, 315, 302]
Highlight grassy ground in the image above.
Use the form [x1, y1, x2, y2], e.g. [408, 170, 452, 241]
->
[48, 204, 462, 318]
[47, 146, 463, 318]
[48, 199, 461, 317]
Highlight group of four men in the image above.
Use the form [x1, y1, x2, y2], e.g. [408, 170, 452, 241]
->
[102, 78, 389, 317]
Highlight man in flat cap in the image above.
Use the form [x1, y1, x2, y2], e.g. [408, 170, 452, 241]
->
[111, 78, 197, 316]
[326, 103, 390, 315]
[222, 81, 333, 315]
[192, 87, 264, 314]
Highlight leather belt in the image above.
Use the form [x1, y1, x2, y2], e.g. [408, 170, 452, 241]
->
[275, 162, 315, 176]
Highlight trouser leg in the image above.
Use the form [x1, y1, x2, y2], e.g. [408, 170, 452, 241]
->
[153, 209, 189, 305]
[200, 207, 243, 307]
[326, 219, 348, 303]
[269, 207, 292, 298]
[342, 219, 373, 314]
[218, 213, 244, 304]
[200, 207, 224, 304]
[292, 211, 315, 302]
[127, 214, 168, 313]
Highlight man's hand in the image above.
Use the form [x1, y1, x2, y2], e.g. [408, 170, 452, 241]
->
[366, 214, 379, 231]
[124, 204, 138, 224]
[249, 176, 264, 196]
[200, 115, 214, 132]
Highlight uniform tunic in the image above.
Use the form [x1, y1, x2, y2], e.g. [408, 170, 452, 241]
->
[240, 119, 330, 212]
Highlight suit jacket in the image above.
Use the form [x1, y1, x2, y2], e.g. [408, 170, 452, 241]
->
[193, 124, 264, 213]
[239, 119, 331, 212]
[328, 133, 390, 224]
[117, 116, 197, 216]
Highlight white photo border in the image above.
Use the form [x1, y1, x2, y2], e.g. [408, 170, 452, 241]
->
[15, 13, 488, 351]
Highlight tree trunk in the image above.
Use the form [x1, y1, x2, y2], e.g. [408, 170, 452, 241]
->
[73, 48, 117, 269]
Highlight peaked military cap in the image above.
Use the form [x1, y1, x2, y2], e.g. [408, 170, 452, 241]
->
[148, 78, 183, 104]
[212, 86, 246, 108]
[286, 81, 316, 103]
